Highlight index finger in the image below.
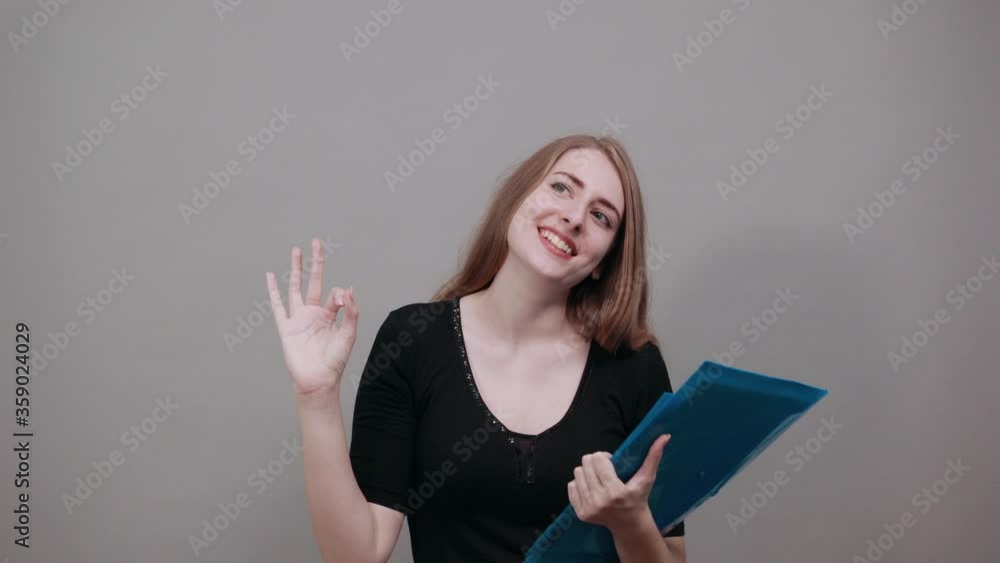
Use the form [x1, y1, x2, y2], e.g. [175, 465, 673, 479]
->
[266, 272, 288, 334]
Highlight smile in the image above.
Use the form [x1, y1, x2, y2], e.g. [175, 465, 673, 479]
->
[538, 227, 577, 258]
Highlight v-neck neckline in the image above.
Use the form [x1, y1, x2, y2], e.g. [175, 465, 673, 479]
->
[450, 296, 595, 441]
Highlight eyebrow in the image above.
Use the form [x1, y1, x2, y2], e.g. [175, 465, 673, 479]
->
[553, 171, 622, 222]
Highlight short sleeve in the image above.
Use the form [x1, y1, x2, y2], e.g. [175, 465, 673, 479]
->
[628, 342, 674, 429]
[631, 342, 685, 538]
[348, 310, 417, 515]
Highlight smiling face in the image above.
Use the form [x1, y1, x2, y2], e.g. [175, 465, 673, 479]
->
[507, 147, 626, 287]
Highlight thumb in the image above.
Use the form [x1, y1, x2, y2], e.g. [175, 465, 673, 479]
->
[630, 434, 670, 488]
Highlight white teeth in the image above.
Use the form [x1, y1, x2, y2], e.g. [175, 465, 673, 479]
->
[541, 229, 573, 255]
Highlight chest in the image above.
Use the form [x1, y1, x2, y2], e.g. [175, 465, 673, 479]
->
[412, 362, 630, 524]
[464, 338, 591, 437]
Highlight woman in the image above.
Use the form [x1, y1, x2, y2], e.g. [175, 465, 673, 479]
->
[265, 134, 686, 562]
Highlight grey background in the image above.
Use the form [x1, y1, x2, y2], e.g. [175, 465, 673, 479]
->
[2, 0, 998, 562]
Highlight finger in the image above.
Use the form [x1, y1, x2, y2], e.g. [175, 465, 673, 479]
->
[342, 287, 359, 339]
[567, 481, 582, 514]
[305, 238, 325, 306]
[324, 286, 347, 316]
[593, 452, 623, 488]
[288, 246, 304, 313]
[573, 465, 592, 502]
[266, 272, 288, 334]
[631, 434, 670, 490]
[582, 454, 604, 490]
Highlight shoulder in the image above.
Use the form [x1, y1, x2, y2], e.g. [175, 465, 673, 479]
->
[604, 340, 667, 370]
[635, 341, 670, 381]
[374, 298, 456, 352]
[601, 340, 672, 393]
[637, 341, 668, 369]
[383, 299, 454, 330]
[357, 299, 455, 395]
[606, 341, 673, 430]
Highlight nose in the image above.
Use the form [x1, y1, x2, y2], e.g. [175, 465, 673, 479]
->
[561, 205, 586, 233]
[560, 216, 581, 234]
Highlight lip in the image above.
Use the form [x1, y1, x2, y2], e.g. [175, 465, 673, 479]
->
[537, 226, 578, 258]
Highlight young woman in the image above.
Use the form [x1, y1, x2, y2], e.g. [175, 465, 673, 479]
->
[265, 134, 686, 563]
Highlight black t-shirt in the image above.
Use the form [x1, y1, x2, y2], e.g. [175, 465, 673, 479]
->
[349, 298, 684, 563]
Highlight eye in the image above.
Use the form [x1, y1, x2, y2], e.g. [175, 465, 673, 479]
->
[551, 181, 613, 227]
[592, 210, 612, 227]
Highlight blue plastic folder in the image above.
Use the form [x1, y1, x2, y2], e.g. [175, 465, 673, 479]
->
[522, 361, 828, 563]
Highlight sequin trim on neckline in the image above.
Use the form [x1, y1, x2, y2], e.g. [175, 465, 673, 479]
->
[449, 297, 540, 485]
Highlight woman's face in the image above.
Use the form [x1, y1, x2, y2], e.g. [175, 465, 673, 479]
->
[508, 148, 625, 287]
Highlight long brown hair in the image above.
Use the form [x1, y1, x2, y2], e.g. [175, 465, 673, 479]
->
[431, 134, 659, 355]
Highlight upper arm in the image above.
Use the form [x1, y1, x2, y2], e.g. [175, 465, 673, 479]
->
[664, 536, 686, 562]
[627, 341, 674, 431]
[369, 504, 406, 563]
[349, 309, 419, 563]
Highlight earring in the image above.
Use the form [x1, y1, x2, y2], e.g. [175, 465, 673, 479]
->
[591, 271, 600, 280]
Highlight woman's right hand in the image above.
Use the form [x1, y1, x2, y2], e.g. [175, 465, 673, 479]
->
[266, 238, 359, 397]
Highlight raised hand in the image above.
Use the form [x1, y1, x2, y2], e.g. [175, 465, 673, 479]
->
[266, 238, 359, 397]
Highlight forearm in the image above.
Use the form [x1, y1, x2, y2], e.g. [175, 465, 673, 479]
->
[610, 507, 684, 563]
[295, 384, 377, 563]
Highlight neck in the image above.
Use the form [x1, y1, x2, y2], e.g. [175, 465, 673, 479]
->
[470, 254, 583, 347]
